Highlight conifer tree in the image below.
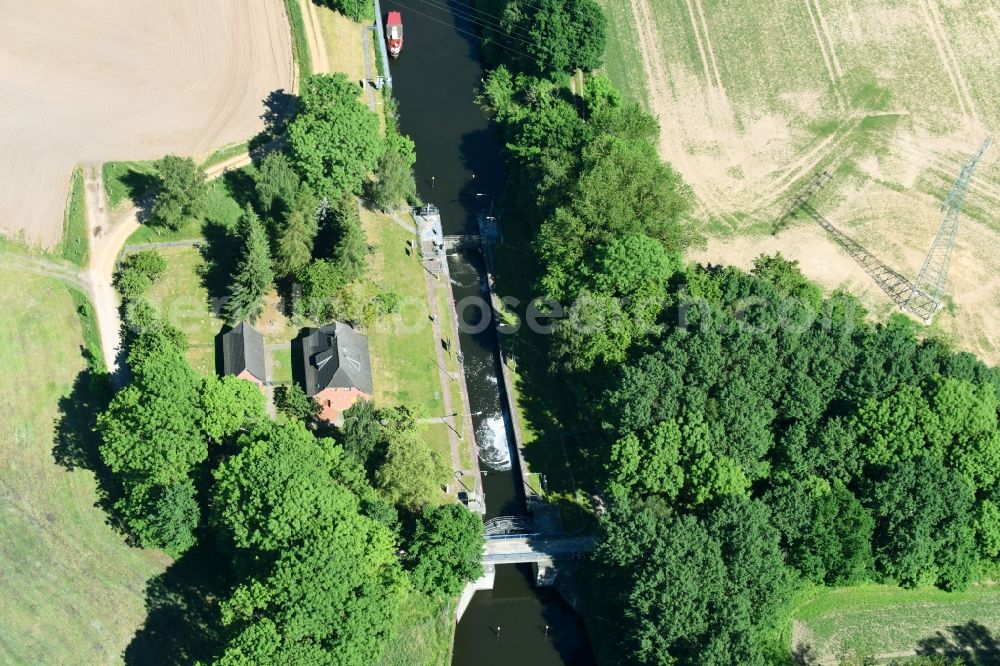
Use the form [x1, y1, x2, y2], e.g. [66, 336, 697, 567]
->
[227, 205, 274, 323]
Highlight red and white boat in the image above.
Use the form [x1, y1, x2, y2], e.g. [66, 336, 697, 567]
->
[386, 12, 403, 58]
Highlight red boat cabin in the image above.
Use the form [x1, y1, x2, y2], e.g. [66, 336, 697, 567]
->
[386, 11, 403, 57]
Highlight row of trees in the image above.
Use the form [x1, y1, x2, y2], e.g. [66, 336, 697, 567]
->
[476, 1, 1000, 663]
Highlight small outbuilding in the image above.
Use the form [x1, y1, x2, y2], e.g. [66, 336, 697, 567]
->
[221, 321, 267, 389]
[299, 322, 373, 423]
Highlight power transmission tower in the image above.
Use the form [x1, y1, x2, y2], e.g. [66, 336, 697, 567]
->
[800, 202, 915, 306]
[903, 138, 992, 322]
[777, 170, 914, 305]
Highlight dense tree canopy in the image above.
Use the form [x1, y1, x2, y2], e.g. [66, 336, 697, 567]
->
[480, 0, 607, 75]
[97, 323, 206, 554]
[288, 74, 384, 196]
[212, 421, 407, 664]
[478, 23, 1000, 660]
[407, 503, 485, 597]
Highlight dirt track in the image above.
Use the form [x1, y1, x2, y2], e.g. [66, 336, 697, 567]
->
[0, 1, 293, 248]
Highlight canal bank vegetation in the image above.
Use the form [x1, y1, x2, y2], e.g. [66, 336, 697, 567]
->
[78, 66, 478, 663]
[474, 0, 1000, 664]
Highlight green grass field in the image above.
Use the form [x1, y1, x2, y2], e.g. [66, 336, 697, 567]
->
[362, 210, 450, 417]
[103, 160, 157, 210]
[60, 168, 88, 267]
[790, 583, 1000, 662]
[143, 246, 225, 375]
[0, 267, 166, 663]
[375, 591, 453, 666]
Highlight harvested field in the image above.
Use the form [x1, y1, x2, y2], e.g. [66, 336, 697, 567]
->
[600, 0, 1000, 363]
[0, 1, 293, 248]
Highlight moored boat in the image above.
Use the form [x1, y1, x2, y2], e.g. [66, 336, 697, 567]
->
[386, 11, 403, 57]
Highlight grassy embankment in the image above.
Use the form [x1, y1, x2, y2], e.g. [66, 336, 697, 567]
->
[199, 141, 251, 171]
[490, 215, 596, 534]
[786, 582, 1000, 662]
[59, 168, 88, 266]
[0, 266, 166, 664]
[283, 0, 313, 81]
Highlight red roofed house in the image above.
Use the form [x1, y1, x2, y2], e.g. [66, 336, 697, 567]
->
[299, 322, 373, 424]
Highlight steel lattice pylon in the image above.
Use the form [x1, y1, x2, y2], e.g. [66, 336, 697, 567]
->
[903, 138, 992, 322]
[777, 170, 915, 306]
[801, 203, 915, 306]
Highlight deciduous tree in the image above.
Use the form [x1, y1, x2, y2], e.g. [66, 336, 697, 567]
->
[149, 155, 207, 230]
[408, 503, 485, 597]
[288, 74, 384, 196]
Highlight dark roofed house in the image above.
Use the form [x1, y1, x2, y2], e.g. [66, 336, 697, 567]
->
[221, 321, 266, 389]
[300, 322, 373, 423]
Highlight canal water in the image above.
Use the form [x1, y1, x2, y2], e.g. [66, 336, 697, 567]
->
[383, 0, 595, 663]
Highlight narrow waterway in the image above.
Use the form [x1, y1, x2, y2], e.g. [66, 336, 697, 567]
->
[383, 1, 594, 663]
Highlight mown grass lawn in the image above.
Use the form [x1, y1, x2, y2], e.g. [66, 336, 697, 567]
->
[143, 246, 224, 375]
[376, 591, 453, 666]
[0, 267, 166, 664]
[790, 582, 1000, 662]
[270, 345, 294, 384]
[362, 209, 448, 418]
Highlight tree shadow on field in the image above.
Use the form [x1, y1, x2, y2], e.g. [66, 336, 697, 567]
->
[221, 169, 258, 211]
[51, 350, 121, 518]
[124, 540, 231, 665]
[790, 642, 821, 665]
[121, 169, 160, 224]
[198, 220, 240, 314]
[916, 620, 1000, 665]
[249, 88, 298, 155]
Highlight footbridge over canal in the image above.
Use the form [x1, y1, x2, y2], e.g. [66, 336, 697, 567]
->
[457, 518, 596, 620]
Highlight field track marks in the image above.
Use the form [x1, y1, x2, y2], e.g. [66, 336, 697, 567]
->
[925, 0, 978, 123]
[301, 0, 330, 74]
[989, 5, 1000, 40]
[752, 119, 859, 213]
[804, 0, 845, 111]
[626, 0, 731, 218]
[917, 0, 977, 125]
[811, 0, 843, 78]
[896, 140, 1000, 204]
[690, 0, 726, 107]
[680, 0, 716, 96]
